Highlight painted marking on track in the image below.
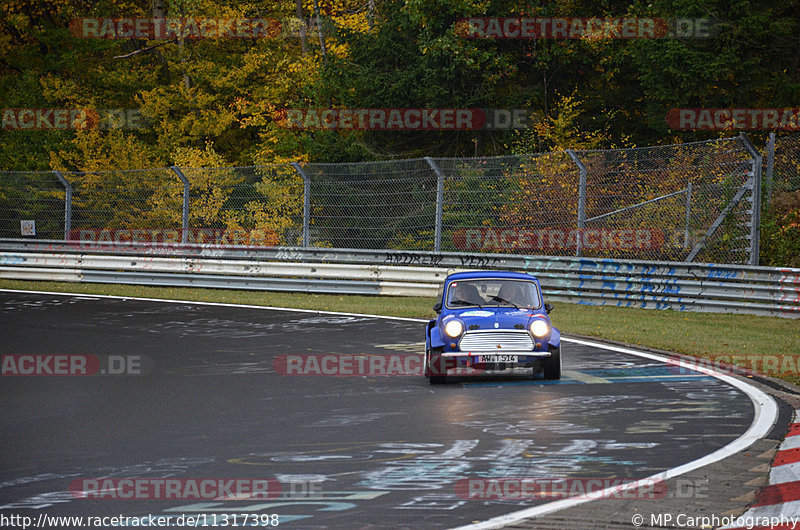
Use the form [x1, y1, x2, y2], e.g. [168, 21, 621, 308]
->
[160, 491, 391, 525]
[605, 374, 710, 381]
[562, 369, 610, 384]
[228, 441, 434, 466]
[462, 369, 710, 387]
[453, 337, 778, 530]
[462, 379, 579, 387]
[0, 288, 780, 529]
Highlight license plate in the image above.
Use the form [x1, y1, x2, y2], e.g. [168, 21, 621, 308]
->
[477, 355, 518, 363]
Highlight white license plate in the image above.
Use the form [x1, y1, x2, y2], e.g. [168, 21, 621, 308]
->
[477, 355, 518, 363]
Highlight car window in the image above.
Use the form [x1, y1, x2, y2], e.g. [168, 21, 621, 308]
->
[446, 279, 540, 309]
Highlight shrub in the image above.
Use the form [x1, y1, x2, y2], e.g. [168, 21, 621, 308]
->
[760, 191, 800, 268]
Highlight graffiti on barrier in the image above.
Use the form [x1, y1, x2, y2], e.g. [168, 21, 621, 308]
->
[383, 252, 443, 266]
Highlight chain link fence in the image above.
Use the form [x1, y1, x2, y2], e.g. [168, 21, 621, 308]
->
[0, 171, 66, 240]
[298, 158, 437, 250]
[0, 166, 305, 247]
[766, 132, 800, 200]
[433, 139, 758, 264]
[761, 131, 800, 267]
[0, 134, 769, 264]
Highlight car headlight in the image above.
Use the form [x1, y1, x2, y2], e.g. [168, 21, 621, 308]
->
[529, 319, 550, 338]
[444, 320, 464, 338]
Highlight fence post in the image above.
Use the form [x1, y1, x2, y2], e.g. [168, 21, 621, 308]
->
[739, 133, 762, 266]
[291, 162, 311, 247]
[683, 181, 692, 251]
[53, 170, 72, 240]
[425, 157, 445, 252]
[765, 132, 775, 204]
[170, 167, 190, 243]
[566, 150, 587, 257]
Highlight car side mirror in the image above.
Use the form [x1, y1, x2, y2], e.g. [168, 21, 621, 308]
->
[544, 303, 554, 314]
[433, 302, 442, 313]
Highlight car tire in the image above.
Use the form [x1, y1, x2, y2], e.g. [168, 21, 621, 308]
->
[423, 349, 430, 377]
[427, 348, 447, 384]
[543, 344, 562, 380]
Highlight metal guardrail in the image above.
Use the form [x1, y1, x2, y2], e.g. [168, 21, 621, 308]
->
[0, 239, 798, 318]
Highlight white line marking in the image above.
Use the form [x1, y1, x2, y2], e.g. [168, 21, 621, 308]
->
[0, 288, 780, 528]
[770, 461, 800, 484]
[781, 435, 800, 451]
[721, 498, 800, 523]
[452, 337, 778, 530]
[0, 288, 425, 322]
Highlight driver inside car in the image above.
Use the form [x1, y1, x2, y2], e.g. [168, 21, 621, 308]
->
[450, 282, 484, 306]
[496, 282, 528, 307]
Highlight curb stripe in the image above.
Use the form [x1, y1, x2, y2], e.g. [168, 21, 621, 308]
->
[724, 526, 800, 530]
[752, 481, 800, 507]
[787, 423, 800, 438]
[721, 413, 800, 529]
[771, 462, 800, 485]
[774, 448, 800, 467]
[781, 433, 800, 451]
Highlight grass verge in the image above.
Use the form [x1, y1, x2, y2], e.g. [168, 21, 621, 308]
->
[1, 279, 798, 385]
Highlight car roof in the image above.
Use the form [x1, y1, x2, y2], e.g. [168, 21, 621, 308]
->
[445, 270, 539, 282]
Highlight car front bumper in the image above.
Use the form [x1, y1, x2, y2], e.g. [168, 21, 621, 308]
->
[440, 351, 552, 358]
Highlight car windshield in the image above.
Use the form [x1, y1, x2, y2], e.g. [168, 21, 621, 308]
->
[446, 279, 540, 309]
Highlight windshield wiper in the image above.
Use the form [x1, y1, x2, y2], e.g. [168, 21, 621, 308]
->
[490, 295, 520, 309]
[450, 299, 483, 308]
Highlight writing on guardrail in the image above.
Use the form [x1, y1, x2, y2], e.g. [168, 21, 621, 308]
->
[0, 254, 26, 265]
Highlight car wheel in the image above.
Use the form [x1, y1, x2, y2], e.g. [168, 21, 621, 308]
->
[427, 348, 447, 384]
[423, 348, 431, 376]
[543, 344, 562, 380]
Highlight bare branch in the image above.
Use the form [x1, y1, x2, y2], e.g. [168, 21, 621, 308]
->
[113, 40, 175, 59]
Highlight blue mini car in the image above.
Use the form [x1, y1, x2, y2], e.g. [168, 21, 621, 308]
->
[424, 270, 561, 384]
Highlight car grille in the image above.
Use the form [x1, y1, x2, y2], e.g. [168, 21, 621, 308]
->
[458, 330, 534, 352]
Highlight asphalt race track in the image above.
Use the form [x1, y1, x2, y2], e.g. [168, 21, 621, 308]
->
[0, 291, 758, 528]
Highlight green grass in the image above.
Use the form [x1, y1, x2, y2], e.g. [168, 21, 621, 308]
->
[2, 279, 799, 384]
[0, 280, 434, 318]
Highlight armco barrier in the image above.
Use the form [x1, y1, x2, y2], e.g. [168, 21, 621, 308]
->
[0, 239, 798, 318]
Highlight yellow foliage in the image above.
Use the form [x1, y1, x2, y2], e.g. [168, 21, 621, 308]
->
[530, 92, 615, 152]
